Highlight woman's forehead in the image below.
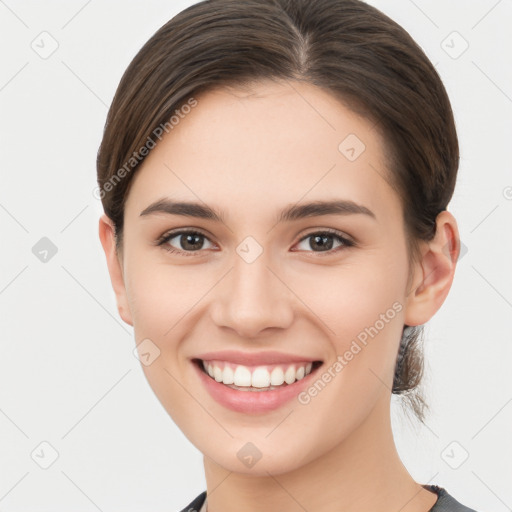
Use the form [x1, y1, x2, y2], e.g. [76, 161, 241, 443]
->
[125, 81, 397, 219]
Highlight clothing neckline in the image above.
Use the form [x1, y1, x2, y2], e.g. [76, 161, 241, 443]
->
[422, 484, 444, 511]
[195, 484, 445, 512]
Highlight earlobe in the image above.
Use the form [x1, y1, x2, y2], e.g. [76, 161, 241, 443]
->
[98, 214, 133, 326]
[403, 210, 460, 327]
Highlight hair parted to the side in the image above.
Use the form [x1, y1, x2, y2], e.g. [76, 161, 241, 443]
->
[96, 0, 459, 423]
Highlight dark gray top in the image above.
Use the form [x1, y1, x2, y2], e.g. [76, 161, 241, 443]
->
[178, 484, 480, 512]
[422, 485, 479, 511]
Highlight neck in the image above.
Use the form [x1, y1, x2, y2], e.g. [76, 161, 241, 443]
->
[203, 395, 438, 512]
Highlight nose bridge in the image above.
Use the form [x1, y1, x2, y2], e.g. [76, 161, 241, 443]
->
[210, 243, 293, 337]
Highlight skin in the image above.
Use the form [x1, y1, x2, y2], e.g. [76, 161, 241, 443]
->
[99, 79, 460, 512]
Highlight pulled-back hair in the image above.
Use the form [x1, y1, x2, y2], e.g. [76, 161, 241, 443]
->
[96, 0, 459, 423]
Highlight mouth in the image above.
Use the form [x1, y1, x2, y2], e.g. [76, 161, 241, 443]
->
[192, 358, 324, 392]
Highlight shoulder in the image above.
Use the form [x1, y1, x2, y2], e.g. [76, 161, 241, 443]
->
[178, 490, 207, 512]
[426, 484, 481, 512]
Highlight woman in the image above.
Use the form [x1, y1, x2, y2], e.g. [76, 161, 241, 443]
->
[97, 0, 479, 510]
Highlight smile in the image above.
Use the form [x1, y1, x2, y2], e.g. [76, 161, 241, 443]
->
[192, 353, 324, 413]
[200, 360, 320, 391]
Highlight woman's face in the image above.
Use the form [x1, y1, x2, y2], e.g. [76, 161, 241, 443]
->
[106, 80, 423, 475]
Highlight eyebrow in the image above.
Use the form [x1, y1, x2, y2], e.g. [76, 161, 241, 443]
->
[139, 198, 376, 223]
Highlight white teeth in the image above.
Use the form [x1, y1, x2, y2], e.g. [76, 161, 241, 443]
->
[233, 365, 252, 386]
[201, 360, 316, 389]
[284, 366, 296, 384]
[213, 366, 223, 382]
[223, 365, 234, 385]
[251, 367, 270, 388]
[270, 366, 285, 386]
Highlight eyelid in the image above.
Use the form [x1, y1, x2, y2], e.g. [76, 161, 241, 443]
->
[298, 227, 354, 244]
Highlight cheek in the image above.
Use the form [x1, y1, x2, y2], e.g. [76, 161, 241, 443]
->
[124, 249, 208, 334]
[123, 254, 205, 422]
[292, 257, 406, 392]
[295, 256, 405, 337]
[124, 253, 214, 400]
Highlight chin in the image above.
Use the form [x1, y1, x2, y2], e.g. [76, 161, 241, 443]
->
[198, 434, 318, 477]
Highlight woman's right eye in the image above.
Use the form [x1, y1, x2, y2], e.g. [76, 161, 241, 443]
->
[157, 229, 215, 257]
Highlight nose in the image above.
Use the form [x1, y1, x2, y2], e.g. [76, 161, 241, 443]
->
[209, 252, 294, 338]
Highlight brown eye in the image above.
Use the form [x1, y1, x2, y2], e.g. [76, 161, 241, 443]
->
[293, 230, 354, 254]
[157, 229, 214, 256]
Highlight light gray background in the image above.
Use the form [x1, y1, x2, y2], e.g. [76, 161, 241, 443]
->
[0, 1, 511, 511]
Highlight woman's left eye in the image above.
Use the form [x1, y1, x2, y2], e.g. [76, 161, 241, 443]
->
[156, 229, 354, 257]
[294, 230, 355, 255]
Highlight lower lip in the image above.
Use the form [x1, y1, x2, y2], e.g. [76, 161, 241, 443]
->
[193, 360, 321, 413]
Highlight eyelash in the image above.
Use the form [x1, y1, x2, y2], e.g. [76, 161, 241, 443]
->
[155, 228, 355, 257]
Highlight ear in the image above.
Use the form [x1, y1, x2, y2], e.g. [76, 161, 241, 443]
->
[98, 214, 133, 326]
[403, 210, 460, 327]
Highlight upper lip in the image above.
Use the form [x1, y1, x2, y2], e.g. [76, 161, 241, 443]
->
[194, 350, 321, 366]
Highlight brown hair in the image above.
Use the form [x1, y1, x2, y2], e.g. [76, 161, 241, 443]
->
[96, 0, 459, 423]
